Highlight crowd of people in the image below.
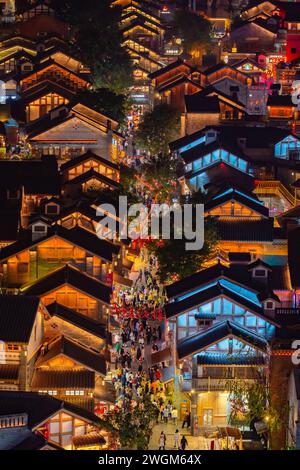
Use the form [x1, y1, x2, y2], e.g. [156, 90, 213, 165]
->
[109, 257, 193, 450]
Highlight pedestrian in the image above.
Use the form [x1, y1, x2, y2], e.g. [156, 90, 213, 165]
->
[160, 404, 164, 421]
[182, 410, 189, 429]
[163, 407, 169, 424]
[172, 407, 178, 425]
[159, 431, 166, 450]
[174, 429, 180, 449]
[180, 435, 188, 451]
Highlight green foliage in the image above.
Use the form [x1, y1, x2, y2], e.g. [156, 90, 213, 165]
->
[172, 10, 211, 54]
[135, 103, 180, 156]
[227, 377, 288, 441]
[140, 153, 179, 203]
[53, 0, 133, 95]
[147, 217, 218, 283]
[98, 396, 159, 450]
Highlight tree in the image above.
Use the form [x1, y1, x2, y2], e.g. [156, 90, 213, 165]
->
[135, 103, 180, 156]
[139, 153, 179, 203]
[227, 377, 290, 448]
[172, 10, 211, 54]
[147, 217, 218, 283]
[98, 396, 159, 450]
[53, 0, 133, 95]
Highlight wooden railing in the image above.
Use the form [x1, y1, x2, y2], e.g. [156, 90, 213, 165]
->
[192, 377, 257, 392]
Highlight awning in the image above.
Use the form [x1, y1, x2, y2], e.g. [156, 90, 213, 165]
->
[72, 432, 106, 448]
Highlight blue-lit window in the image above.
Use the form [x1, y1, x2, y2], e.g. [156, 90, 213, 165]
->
[246, 315, 257, 327]
[229, 153, 238, 166]
[238, 159, 247, 171]
[234, 304, 245, 315]
[203, 154, 211, 166]
[223, 298, 233, 314]
[193, 159, 202, 171]
[188, 315, 197, 327]
[199, 302, 212, 314]
[212, 150, 221, 161]
[178, 314, 187, 327]
[275, 135, 300, 158]
[213, 298, 221, 314]
[216, 339, 229, 350]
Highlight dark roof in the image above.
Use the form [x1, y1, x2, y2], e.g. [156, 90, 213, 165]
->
[12, 432, 64, 450]
[248, 259, 272, 271]
[216, 217, 274, 242]
[31, 369, 95, 389]
[157, 75, 201, 94]
[0, 295, 40, 343]
[228, 252, 252, 263]
[0, 224, 119, 263]
[0, 364, 19, 381]
[0, 203, 20, 242]
[165, 281, 264, 319]
[148, 58, 194, 79]
[267, 94, 295, 107]
[66, 168, 120, 190]
[0, 391, 100, 429]
[166, 262, 229, 299]
[20, 264, 111, 305]
[170, 124, 293, 153]
[35, 336, 106, 375]
[185, 94, 220, 114]
[47, 302, 106, 339]
[196, 352, 266, 366]
[177, 320, 268, 359]
[18, 80, 76, 105]
[60, 150, 119, 172]
[288, 226, 300, 289]
[0, 156, 61, 195]
[205, 188, 269, 218]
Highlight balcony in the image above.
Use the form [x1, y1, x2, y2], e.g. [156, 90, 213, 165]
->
[192, 377, 258, 392]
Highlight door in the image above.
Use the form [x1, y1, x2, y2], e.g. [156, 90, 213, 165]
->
[203, 409, 213, 426]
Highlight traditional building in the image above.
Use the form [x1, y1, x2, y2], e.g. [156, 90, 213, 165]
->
[0, 295, 46, 391]
[0, 391, 112, 449]
[164, 260, 282, 430]
[26, 103, 123, 161]
[20, 263, 112, 322]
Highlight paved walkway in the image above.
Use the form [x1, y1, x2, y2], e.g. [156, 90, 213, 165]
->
[148, 421, 208, 450]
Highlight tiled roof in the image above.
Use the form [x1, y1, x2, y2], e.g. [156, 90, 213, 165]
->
[47, 302, 106, 339]
[165, 281, 264, 318]
[0, 364, 19, 381]
[66, 168, 120, 190]
[185, 94, 220, 114]
[0, 224, 120, 262]
[0, 156, 61, 196]
[35, 336, 106, 375]
[0, 391, 100, 429]
[21, 264, 112, 305]
[196, 352, 266, 366]
[0, 295, 40, 343]
[31, 369, 95, 389]
[205, 188, 269, 218]
[177, 320, 268, 359]
[216, 217, 274, 242]
[60, 150, 119, 172]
